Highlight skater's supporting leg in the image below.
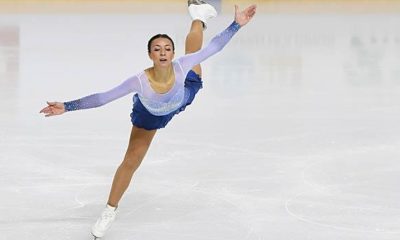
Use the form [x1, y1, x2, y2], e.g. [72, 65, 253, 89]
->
[107, 127, 157, 207]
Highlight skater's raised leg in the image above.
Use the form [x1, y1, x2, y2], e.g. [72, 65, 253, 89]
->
[187, 0, 217, 75]
[185, 20, 205, 76]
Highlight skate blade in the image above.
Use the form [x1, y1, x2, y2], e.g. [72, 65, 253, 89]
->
[91, 233, 100, 240]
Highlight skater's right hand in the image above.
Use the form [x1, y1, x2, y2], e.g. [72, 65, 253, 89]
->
[39, 101, 66, 117]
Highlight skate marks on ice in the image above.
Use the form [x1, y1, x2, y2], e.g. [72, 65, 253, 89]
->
[285, 144, 400, 234]
[0, 134, 122, 239]
[91, 139, 278, 240]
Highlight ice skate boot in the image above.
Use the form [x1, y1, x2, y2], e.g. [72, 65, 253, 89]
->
[188, 0, 217, 30]
[91, 205, 117, 239]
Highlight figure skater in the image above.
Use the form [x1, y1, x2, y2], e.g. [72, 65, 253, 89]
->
[39, 1, 256, 238]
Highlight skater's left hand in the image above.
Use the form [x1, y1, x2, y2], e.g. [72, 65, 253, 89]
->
[235, 4, 257, 27]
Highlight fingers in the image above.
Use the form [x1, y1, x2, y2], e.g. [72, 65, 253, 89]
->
[40, 101, 58, 116]
[43, 108, 58, 117]
[235, 4, 256, 26]
[40, 102, 52, 113]
[245, 5, 257, 17]
[250, 5, 257, 17]
[234, 5, 239, 19]
[39, 106, 50, 114]
[243, 5, 256, 23]
[40, 107, 52, 115]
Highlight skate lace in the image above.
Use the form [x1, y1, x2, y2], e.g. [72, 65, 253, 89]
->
[99, 209, 115, 226]
[188, 0, 207, 5]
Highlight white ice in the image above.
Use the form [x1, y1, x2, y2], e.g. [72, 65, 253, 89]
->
[1, 2, 400, 240]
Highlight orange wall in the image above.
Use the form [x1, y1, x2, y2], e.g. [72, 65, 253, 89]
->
[0, 0, 399, 14]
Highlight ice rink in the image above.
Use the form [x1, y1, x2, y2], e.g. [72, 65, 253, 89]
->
[1, 0, 400, 239]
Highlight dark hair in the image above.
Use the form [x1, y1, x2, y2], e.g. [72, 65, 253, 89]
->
[147, 34, 175, 53]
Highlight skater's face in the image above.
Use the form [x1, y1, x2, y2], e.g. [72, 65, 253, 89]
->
[148, 37, 175, 68]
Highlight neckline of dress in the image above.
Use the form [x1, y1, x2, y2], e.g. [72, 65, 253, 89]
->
[144, 63, 177, 95]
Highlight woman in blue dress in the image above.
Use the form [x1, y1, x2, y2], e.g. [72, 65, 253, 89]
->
[40, 1, 256, 238]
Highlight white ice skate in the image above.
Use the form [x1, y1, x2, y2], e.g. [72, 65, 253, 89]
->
[188, 0, 218, 30]
[91, 205, 117, 239]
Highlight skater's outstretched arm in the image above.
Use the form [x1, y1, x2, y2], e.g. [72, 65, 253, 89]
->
[40, 75, 143, 117]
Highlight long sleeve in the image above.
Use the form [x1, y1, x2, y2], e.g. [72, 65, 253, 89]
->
[176, 21, 241, 74]
[64, 75, 142, 111]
